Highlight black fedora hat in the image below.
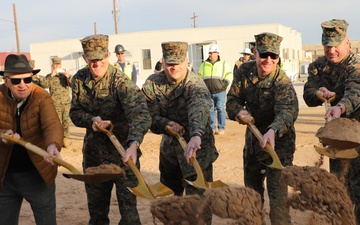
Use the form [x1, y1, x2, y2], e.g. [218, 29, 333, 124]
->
[0, 54, 40, 76]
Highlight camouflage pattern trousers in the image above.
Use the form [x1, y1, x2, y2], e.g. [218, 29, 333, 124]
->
[159, 150, 213, 225]
[85, 168, 140, 225]
[330, 155, 360, 225]
[54, 103, 70, 138]
[244, 153, 293, 225]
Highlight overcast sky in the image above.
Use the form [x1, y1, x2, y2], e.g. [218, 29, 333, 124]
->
[1, 0, 360, 52]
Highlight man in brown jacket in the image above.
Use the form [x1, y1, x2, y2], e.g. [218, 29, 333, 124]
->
[0, 54, 63, 225]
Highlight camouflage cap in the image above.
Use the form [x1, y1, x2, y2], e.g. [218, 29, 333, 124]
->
[80, 34, 109, 60]
[254, 32, 283, 55]
[52, 56, 61, 64]
[161, 41, 188, 64]
[321, 19, 349, 46]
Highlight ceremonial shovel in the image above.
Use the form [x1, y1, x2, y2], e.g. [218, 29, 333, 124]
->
[314, 92, 358, 159]
[0, 133, 122, 183]
[236, 115, 284, 169]
[94, 122, 174, 200]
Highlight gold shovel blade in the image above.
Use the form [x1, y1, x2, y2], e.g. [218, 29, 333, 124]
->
[184, 156, 228, 189]
[314, 145, 359, 159]
[128, 182, 174, 200]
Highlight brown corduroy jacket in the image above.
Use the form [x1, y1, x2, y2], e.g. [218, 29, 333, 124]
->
[0, 84, 63, 189]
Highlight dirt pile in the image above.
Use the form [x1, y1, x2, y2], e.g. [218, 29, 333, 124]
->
[150, 194, 203, 225]
[150, 186, 264, 225]
[316, 118, 360, 149]
[198, 186, 264, 225]
[84, 164, 125, 175]
[282, 165, 355, 225]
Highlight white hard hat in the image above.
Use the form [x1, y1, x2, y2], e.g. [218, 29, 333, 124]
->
[240, 48, 253, 55]
[208, 44, 220, 53]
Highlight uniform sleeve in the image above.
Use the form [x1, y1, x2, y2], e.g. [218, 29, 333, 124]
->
[142, 78, 171, 134]
[117, 79, 151, 143]
[270, 76, 299, 135]
[33, 74, 50, 88]
[69, 73, 94, 129]
[338, 61, 360, 116]
[186, 79, 212, 136]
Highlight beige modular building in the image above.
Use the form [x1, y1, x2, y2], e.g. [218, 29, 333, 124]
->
[30, 23, 302, 86]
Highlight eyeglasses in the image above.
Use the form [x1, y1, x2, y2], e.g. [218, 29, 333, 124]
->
[6, 76, 32, 85]
[259, 52, 279, 60]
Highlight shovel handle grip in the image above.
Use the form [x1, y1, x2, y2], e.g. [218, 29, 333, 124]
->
[165, 125, 188, 150]
[316, 91, 336, 123]
[316, 91, 336, 104]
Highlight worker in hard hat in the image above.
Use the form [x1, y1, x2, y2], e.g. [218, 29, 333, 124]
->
[114, 44, 137, 84]
[198, 44, 233, 135]
[233, 47, 254, 73]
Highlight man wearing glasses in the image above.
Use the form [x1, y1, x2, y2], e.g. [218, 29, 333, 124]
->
[0, 54, 63, 225]
[226, 32, 298, 225]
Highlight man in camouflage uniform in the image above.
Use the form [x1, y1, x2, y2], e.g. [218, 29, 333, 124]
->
[32, 56, 71, 147]
[142, 41, 218, 224]
[69, 34, 151, 225]
[226, 32, 298, 225]
[303, 19, 360, 224]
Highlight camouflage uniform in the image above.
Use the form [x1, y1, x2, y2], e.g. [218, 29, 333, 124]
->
[303, 19, 360, 224]
[142, 42, 219, 197]
[70, 34, 151, 225]
[33, 71, 71, 138]
[226, 33, 298, 225]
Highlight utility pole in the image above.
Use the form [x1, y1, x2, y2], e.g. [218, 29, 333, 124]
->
[113, 0, 119, 34]
[94, 22, 97, 35]
[190, 12, 198, 28]
[13, 3, 20, 54]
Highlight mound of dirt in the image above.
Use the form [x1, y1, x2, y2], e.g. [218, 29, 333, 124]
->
[84, 164, 125, 175]
[150, 186, 264, 225]
[316, 118, 360, 149]
[150, 194, 203, 225]
[282, 165, 355, 225]
[197, 186, 264, 225]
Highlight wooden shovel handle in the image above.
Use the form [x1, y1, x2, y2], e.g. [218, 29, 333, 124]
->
[165, 125, 188, 150]
[316, 91, 336, 104]
[93, 121, 126, 157]
[236, 116, 273, 152]
[0, 134, 81, 174]
[316, 91, 336, 123]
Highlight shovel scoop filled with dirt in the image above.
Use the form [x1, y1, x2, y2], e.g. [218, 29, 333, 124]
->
[316, 118, 360, 150]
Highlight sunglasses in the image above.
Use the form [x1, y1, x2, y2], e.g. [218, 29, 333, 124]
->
[259, 52, 279, 60]
[6, 76, 32, 85]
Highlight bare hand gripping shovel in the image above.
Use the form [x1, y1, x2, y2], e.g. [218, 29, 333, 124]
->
[165, 125, 228, 189]
[236, 115, 284, 169]
[0, 133, 122, 183]
[93, 122, 174, 200]
[314, 92, 358, 159]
